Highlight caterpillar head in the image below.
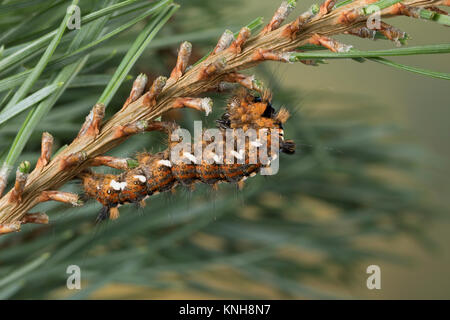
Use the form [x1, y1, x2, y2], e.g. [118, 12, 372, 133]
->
[80, 171, 123, 207]
[96, 206, 111, 222]
[217, 88, 295, 154]
[80, 169, 148, 222]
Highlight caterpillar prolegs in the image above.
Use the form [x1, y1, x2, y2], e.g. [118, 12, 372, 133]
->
[80, 89, 295, 221]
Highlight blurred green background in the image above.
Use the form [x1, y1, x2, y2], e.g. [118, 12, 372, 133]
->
[0, 0, 449, 299]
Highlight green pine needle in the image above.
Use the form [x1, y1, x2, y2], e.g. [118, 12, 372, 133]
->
[2, 0, 78, 113]
[98, 3, 178, 106]
[370, 57, 450, 80]
[290, 44, 450, 80]
[0, 83, 62, 125]
[290, 44, 450, 60]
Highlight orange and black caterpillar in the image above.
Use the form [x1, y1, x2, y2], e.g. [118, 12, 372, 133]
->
[80, 89, 295, 221]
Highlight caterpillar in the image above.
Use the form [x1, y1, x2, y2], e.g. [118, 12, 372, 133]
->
[80, 88, 295, 221]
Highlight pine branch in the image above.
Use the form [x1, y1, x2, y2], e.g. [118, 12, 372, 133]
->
[0, 0, 448, 234]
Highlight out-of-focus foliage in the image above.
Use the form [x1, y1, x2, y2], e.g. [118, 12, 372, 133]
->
[0, 0, 437, 299]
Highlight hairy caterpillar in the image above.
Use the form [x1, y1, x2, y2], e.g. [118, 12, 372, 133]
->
[80, 89, 295, 221]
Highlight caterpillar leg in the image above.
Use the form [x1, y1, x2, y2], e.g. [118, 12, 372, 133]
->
[96, 206, 111, 223]
[94, 206, 119, 222]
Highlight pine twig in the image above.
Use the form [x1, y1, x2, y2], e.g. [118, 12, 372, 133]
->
[0, 0, 448, 234]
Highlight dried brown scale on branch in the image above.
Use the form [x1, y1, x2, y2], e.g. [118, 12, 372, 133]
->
[142, 76, 167, 109]
[211, 30, 235, 55]
[0, 222, 21, 235]
[337, 8, 360, 24]
[197, 58, 227, 80]
[171, 97, 213, 115]
[222, 73, 263, 92]
[229, 27, 251, 55]
[0, 212, 48, 235]
[0, 0, 447, 234]
[309, 34, 353, 52]
[122, 74, 148, 109]
[345, 22, 408, 46]
[319, 0, 338, 17]
[282, 4, 319, 39]
[76, 103, 106, 139]
[20, 212, 49, 225]
[346, 26, 377, 39]
[252, 48, 293, 62]
[388, 2, 423, 17]
[165, 41, 192, 88]
[37, 191, 82, 207]
[9, 162, 31, 204]
[35, 132, 54, 172]
[59, 151, 88, 170]
[89, 156, 134, 171]
[261, 1, 297, 35]
[379, 22, 408, 46]
[113, 120, 149, 139]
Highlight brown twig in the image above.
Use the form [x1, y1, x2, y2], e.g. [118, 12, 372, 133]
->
[0, 0, 446, 234]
